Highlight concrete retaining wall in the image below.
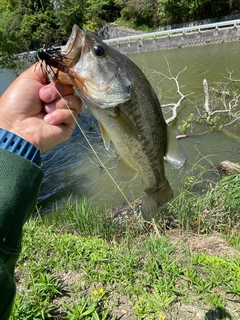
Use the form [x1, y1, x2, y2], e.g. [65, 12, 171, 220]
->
[109, 26, 240, 54]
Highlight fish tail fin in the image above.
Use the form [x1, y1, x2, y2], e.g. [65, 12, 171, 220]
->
[141, 180, 173, 220]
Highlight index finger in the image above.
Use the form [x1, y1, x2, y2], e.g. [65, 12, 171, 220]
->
[19, 63, 48, 85]
[0, 63, 46, 105]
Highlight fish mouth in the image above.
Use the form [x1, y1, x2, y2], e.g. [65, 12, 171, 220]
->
[56, 25, 86, 92]
[62, 25, 83, 68]
[58, 25, 131, 108]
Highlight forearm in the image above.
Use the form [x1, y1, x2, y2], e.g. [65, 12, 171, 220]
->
[0, 149, 43, 319]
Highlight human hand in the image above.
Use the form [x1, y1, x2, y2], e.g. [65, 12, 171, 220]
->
[0, 64, 82, 153]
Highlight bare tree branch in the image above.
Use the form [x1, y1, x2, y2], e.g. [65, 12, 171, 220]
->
[143, 55, 193, 124]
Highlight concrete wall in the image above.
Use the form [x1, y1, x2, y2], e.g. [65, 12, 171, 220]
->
[109, 26, 240, 54]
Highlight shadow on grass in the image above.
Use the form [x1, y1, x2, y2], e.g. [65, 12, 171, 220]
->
[205, 307, 232, 320]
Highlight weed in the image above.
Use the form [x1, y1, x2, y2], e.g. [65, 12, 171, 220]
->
[178, 113, 194, 134]
[167, 172, 240, 234]
[43, 196, 119, 241]
[10, 273, 62, 319]
[63, 291, 111, 320]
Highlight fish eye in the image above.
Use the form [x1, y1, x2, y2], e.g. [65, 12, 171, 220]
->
[93, 44, 105, 56]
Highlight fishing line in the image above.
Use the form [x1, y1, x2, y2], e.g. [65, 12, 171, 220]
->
[40, 61, 135, 211]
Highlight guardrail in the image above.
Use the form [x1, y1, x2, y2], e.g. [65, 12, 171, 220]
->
[104, 19, 240, 45]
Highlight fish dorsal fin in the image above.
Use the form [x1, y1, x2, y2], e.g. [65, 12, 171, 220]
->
[98, 121, 111, 150]
[165, 127, 185, 169]
[111, 108, 139, 140]
[115, 159, 138, 182]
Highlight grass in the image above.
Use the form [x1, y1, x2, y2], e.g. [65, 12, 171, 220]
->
[10, 170, 240, 319]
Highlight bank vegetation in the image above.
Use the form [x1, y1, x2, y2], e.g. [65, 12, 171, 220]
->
[1, 0, 240, 68]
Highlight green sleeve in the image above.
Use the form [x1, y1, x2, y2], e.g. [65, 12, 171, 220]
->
[0, 149, 44, 319]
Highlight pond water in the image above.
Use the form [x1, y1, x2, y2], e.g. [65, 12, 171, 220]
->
[1, 41, 240, 213]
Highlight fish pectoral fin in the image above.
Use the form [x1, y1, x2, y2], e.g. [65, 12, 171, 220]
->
[115, 159, 138, 182]
[111, 108, 139, 140]
[165, 127, 185, 169]
[98, 121, 111, 150]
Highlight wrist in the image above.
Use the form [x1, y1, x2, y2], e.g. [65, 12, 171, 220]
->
[0, 128, 41, 166]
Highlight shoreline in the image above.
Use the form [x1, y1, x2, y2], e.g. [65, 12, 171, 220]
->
[107, 25, 240, 55]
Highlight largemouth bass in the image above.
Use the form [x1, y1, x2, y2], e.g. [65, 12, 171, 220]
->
[55, 25, 185, 220]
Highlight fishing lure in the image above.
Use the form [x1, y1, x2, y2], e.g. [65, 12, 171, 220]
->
[36, 47, 70, 81]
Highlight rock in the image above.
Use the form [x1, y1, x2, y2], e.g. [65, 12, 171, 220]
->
[215, 160, 240, 175]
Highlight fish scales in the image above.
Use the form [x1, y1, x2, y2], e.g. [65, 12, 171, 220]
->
[52, 25, 185, 220]
[119, 57, 167, 186]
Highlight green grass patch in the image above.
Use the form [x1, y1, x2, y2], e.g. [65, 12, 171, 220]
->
[10, 170, 240, 319]
[166, 171, 240, 234]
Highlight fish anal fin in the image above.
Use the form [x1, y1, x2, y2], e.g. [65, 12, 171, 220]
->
[115, 159, 138, 182]
[111, 108, 138, 140]
[141, 180, 173, 220]
[165, 127, 185, 169]
[98, 121, 111, 150]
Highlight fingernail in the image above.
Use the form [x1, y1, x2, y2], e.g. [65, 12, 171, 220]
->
[44, 104, 55, 113]
[44, 114, 53, 123]
[41, 86, 54, 102]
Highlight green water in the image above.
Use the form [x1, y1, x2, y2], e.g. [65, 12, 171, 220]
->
[129, 42, 240, 171]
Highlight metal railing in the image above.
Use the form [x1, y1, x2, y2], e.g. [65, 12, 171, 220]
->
[104, 19, 240, 45]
